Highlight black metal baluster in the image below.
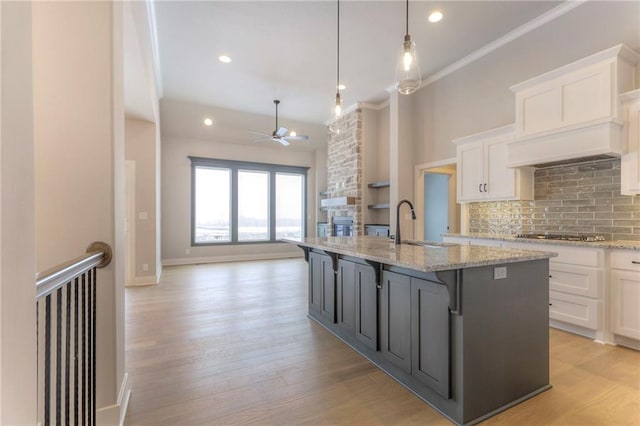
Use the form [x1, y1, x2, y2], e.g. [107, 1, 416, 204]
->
[65, 282, 71, 425]
[44, 295, 51, 426]
[56, 288, 62, 425]
[82, 272, 87, 425]
[92, 266, 97, 426]
[87, 267, 94, 426]
[74, 277, 79, 426]
[36, 300, 40, 424]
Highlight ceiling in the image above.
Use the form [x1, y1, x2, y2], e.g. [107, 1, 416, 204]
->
[154, 1, 563, 125]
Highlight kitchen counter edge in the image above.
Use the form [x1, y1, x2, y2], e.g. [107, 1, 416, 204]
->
[285, 236, 556, 273]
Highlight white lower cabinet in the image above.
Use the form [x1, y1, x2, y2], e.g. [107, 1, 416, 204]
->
[503, 241, 606, 338]
[609, 251, 640, 342]
[549, 290, 601, 331]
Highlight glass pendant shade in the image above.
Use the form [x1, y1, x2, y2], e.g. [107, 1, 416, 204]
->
[329, 0, 346, 135]
[328, 92, 344, 134]
[395, 35, 421, 95]
[333, 92, 343, 118]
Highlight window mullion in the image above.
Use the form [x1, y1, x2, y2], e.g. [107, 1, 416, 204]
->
[269, 172, 276, 242]
[231, 168, 238, 243]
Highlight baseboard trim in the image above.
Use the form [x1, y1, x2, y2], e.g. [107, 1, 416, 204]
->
[126, 274, 159, 287]
[162, 252, 304, 266]
[95, 373, 131, 426]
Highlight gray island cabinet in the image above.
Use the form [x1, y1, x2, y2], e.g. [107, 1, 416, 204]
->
[289, 236, 557, 426]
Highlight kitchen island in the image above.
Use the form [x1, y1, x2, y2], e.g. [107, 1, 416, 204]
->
[288, 236, 557, 426]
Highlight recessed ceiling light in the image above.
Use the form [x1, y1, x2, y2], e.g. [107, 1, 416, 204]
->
[204, 118, 213, 126]
[338, 84, 346, 91]
[219, 55, 231, 63]
[290, 131, 297, 137]
[428, 11, 443, 23]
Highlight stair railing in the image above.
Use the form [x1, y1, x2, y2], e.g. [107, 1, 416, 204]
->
[35, 241, 112, 426]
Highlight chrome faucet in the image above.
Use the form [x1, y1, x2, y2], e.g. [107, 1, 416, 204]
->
[395, 199, 416, 245]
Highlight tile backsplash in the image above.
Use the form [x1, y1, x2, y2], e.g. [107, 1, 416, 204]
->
[468, 158, 640, 241]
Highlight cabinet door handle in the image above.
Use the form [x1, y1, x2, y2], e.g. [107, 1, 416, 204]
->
[632, 261, 640, 265]
[484, 183, 487, 192]
[479, 183, 483, 193]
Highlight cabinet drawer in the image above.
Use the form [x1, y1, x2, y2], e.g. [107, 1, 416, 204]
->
[549, 264, 602, 298]
[549, 290, 600, 330]
[610, 250, 640, 272]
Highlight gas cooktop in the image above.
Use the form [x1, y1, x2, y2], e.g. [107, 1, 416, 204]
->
[515, 233, 606, 242]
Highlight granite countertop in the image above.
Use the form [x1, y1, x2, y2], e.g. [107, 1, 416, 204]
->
[443, 233, 640, 250]
[286, 236, 556, 273]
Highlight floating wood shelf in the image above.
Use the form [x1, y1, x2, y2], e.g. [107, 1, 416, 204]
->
[321, 196, 356, 208]
[368, 203, 390, 209]
[368, 181, 390, 189]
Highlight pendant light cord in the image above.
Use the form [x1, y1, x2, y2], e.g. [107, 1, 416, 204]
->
[405, 0, 409, 36]
[336, 0, 340, 94]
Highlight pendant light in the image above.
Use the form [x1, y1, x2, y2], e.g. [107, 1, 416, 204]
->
[395, 0, 421, 95]
[328, 0, 344, 134]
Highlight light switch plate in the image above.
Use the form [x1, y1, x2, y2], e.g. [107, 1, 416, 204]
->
[494, 266, 507, 280]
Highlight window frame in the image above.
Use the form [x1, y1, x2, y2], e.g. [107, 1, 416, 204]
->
[189, 156, 309, 246]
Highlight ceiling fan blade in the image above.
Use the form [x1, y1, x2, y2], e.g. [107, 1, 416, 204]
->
[275, 127, 288, 137]
[283, 135, 309, 141]
[252, 137, 272, 142]
[276, 137, 290, 146]
[248, 130, 271, 137]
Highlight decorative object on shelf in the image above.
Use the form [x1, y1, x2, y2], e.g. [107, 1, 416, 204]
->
[248, 100, 309, 146]
[395, 0, 421, 95]
[328, 0, 345, 135]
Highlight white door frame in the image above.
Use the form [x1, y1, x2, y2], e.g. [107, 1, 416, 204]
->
[125, 160, 136, 286]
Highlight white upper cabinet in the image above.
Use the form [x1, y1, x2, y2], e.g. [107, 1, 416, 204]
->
[454, 124, 534, 203]
[508, 45, 640, 168]
[620, 90, 640, 195]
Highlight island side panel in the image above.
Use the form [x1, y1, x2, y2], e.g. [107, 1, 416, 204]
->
[460, 259, 550, 423]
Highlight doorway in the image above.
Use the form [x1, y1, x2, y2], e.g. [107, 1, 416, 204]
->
[424, 173, 450, 241]
[414, 159, 460, 242]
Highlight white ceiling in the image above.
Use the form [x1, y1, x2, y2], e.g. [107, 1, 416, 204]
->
[154, 0, 563, 125]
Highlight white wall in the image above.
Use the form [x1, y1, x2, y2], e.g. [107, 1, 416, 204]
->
[412, 0, 640, 165]
[389, 92, 416, 241]
[0, 2, 37, 423]
[161, 98, 325, 264]
[125, 118, 160, 284]
[32, 1, 125, 420]
[315, 144, 328, 226]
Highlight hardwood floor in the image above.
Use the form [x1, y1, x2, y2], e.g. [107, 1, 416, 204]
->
[125, 259, 640, 425]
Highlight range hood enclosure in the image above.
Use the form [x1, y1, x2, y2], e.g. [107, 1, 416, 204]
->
[507, 44, 639, 168]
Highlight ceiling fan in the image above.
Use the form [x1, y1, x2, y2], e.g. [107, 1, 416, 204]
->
[249, 100, 309, 146]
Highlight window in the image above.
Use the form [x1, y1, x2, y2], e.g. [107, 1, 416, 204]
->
[190, 157, 308, 245]
[276, 173, 304, 241]
[194, 167, 231, 243]
[238, 170, 269, 241]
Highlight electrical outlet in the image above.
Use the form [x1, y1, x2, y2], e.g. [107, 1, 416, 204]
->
[185, 248, 191, 255]
[138, 211, 148, 220]
[142, 263, 149, 272]
[494, 266, 507, 280]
